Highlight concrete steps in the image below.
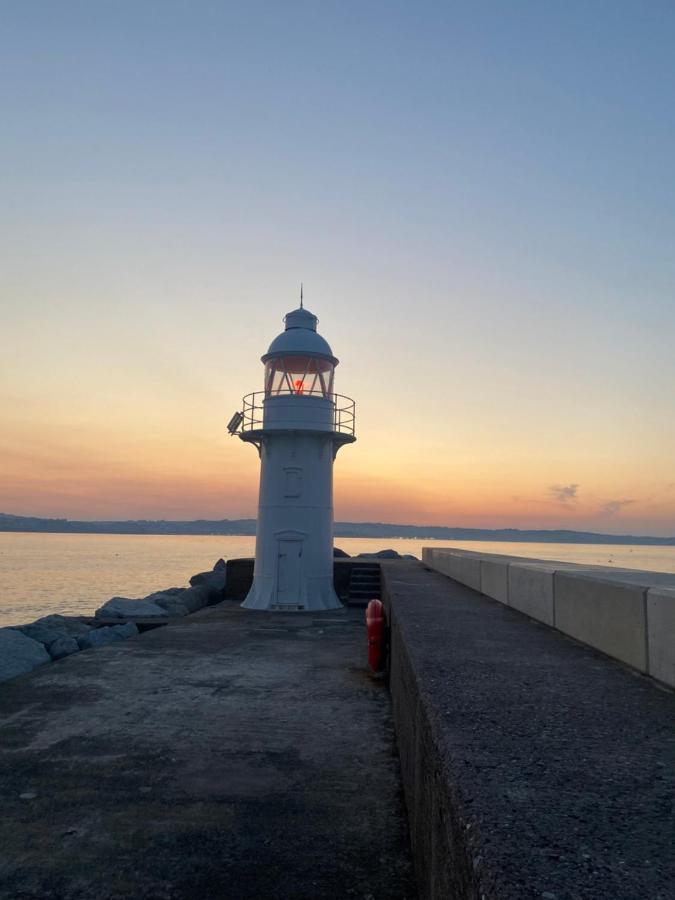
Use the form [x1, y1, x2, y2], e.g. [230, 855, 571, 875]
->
[346, 563, 381, 607]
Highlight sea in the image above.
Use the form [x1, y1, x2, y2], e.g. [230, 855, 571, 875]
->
[2, 531, 675, 627]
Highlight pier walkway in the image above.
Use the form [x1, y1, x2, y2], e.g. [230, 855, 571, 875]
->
[0, 604, 415, 900]
[382, 560, 675, 899]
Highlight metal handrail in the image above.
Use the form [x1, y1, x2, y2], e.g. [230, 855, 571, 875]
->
[237, 391, 356, 437]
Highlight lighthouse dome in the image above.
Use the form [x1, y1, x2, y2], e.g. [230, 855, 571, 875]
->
[262, 307, 338, 364]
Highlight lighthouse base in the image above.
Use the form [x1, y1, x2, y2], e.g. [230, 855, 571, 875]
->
[242, 574, 342, 612]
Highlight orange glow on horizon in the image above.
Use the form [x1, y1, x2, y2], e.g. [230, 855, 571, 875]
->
[2, 5, 675, 539]
[2, 412, 674, 535]
[2, 280, 674, 536]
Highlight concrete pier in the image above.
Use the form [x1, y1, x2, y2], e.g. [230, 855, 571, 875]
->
[4, 558, 675, 899]
[0, 604, 415, 900]
[382, 560, 675, 899]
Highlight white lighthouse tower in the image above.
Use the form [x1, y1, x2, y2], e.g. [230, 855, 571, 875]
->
[228, 297, 356, 611]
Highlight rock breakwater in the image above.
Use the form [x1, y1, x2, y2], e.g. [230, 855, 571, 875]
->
[0, 558, 227, 686]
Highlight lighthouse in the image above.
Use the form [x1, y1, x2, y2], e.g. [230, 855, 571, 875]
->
[228, 298, 356, 611]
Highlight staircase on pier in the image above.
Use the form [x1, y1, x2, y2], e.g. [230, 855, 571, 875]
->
[345, 563, 381, 608]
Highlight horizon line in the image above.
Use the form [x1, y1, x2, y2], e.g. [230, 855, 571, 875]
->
[1, 512, 674, 543]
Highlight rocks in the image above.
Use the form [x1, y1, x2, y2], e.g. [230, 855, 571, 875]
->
[178, 586, 211, 613]
[189, 571, 211, 587]
[94, 559, 227, 622]
[190, 557, 227, 585]
[93, 567, 220, 621]
[357, 549, 402, 560]
[94, 586, 199, 620]
[77, 622, 138, 651]
[36, 614, 91, 636]
[147, 584, 212, 615]
[16, 615, 91, 649]
[112, 622, 139, 639]
[48, 636, 80, 660]
[0, 629, 50, 682]
[95, 597, 169, 620]
[1, 557, 230, 689]
[354, 549, 417, 560]
[189, 559, 227, 601]
[77, 629, 113, 650]
[0, 614, 139, 686]
[145, 589, 190, 616]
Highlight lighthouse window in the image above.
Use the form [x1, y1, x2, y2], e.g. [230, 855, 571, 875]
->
[283, 467, 303, 498]
[265, 356, 335, 398]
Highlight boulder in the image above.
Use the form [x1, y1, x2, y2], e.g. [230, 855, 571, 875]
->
[355, 550, 402, 560]
[189, 560, 227, 601]
[95, 597, 169, 620]
[112, 622, 139, 639]
[152, 587, 185, 597]
[172, 585, 211, 613]
[0, 629, 51, 683]
[77, 622, 138, 651]
[147, 586, 210, 615]
[78, 627, 121, 650]
[16, 615, 91, 648]
[48, 636, 80, 660]
[145, 589, 189, 616]
[333, 548, 350, 558]
[35, 614, 91, 636]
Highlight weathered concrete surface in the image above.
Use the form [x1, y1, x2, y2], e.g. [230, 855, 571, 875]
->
[508, 563, 556, 626]
[0, 605, 415, 900]
[382, 561, 675, 900]
[647, 586, 675, 687]
[479, 558, 509, 604]
[457, 555, 481, 592]
[554, 571, 648, 672]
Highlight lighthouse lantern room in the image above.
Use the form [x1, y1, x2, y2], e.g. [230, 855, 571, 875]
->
[229, 300, 356, 611]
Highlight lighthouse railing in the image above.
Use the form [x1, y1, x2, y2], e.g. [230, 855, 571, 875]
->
[239, 391, 356, 437]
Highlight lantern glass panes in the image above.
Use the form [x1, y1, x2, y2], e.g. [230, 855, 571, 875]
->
[265, 356, 334, 397]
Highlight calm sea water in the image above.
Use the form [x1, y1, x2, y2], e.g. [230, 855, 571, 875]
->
[1, 532, 675, 627]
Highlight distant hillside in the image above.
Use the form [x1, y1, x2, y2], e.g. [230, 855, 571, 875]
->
[1, 513, 674, 545]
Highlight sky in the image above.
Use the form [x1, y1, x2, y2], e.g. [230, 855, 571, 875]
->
[1, 1, 674, 535]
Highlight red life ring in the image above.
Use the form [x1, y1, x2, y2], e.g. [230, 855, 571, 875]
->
[366, 599, 386, 673]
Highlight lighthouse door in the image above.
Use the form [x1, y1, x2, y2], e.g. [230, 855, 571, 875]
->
[276, 540, 303, 609]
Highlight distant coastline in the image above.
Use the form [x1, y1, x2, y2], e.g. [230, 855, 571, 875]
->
[1, 513, 674, 546]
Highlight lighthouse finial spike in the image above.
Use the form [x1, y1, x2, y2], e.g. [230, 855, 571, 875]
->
[300, 282, 304, 309]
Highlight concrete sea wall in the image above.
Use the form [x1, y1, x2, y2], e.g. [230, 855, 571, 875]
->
[423, 546, 675, 689]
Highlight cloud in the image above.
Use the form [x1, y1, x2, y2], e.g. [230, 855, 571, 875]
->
[549, 483, 579, 504]
[601, 499, 635, 516]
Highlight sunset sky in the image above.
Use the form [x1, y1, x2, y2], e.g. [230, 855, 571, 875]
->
[2, 2, 674, 535]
